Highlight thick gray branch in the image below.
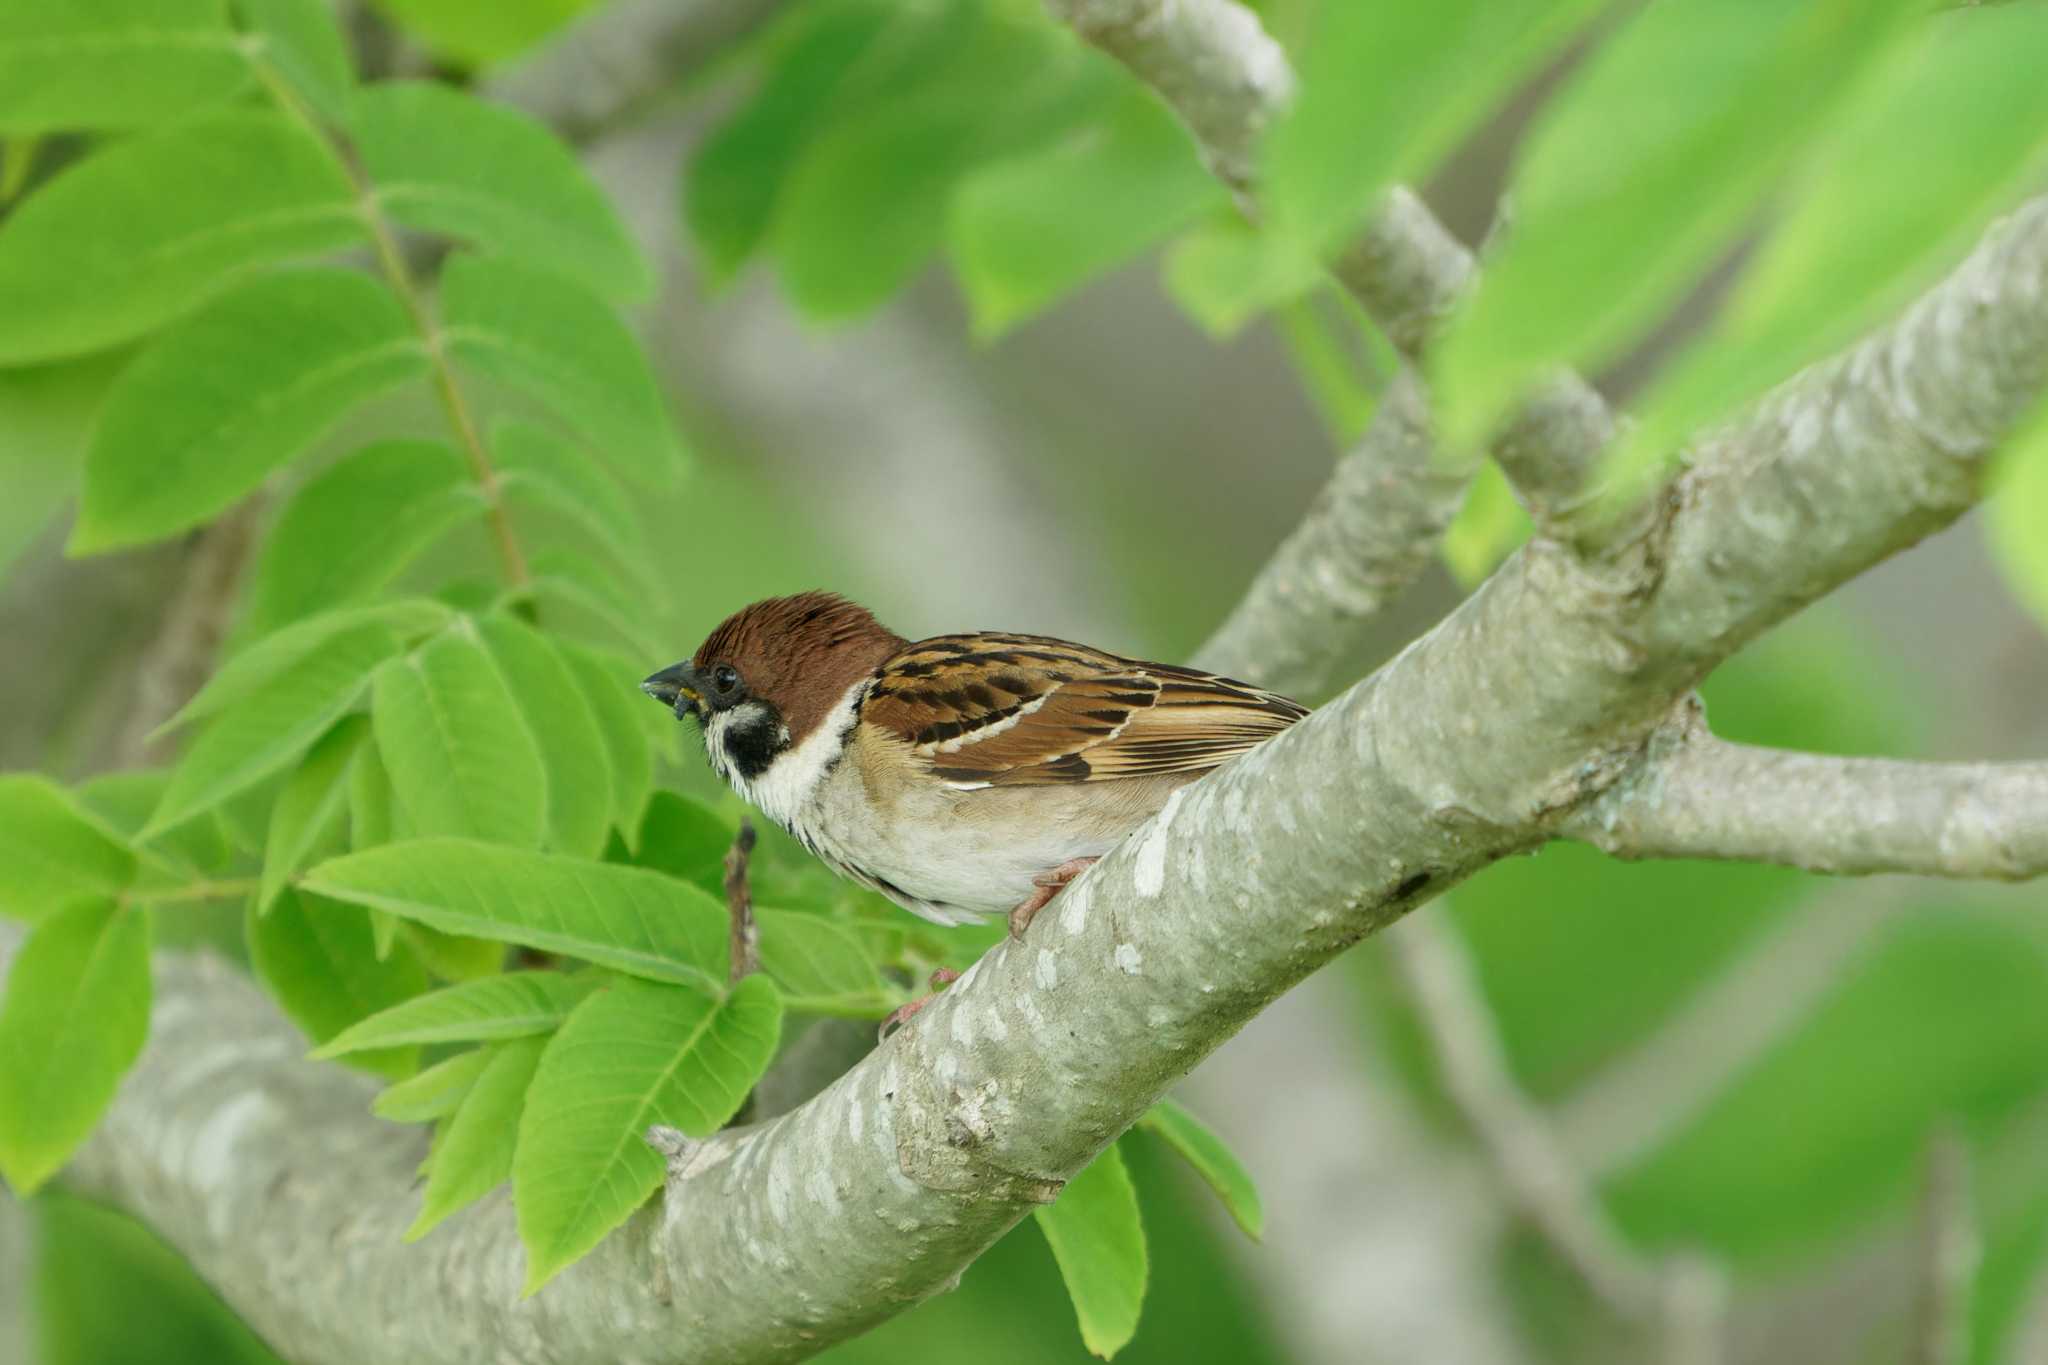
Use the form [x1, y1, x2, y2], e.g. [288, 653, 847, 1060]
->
[1566, 711, 2048, 878]
[1042, 0, 1615, 525]
[12, 192, 2045, 1364]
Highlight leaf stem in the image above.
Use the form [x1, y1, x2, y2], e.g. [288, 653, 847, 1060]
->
[246, 45, 531, 591]
[128, 878, 261, 906]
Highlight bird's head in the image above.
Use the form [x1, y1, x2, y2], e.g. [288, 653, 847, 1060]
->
[641, 591, 904, 785]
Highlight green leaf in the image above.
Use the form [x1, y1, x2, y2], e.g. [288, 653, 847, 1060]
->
[625, 791, 733, 896]
[950, 82, 1222, 338]
[0, 110, 363, 366]
[0, 898, 151, 1193]
[345, 738, 406, 958]
[75, 269, 429, 551]
[403, 1039, 540, 1244]
[1034, 1141, 1148, 1359]
[494, 420, 656, 591]
[404, 924, 508, 982]
[149, 620, 404, 835]
[1621, 5, 2048, 492]
[371, 622, 549, 847]
[367, 0, 598, 66]
[355, 82, 648, 302]
[0, 776, 136, 921]
[1136, 1099, 1263, 1241]
[347, 735, 396, 847]
[772, 1, 1101, 319]
[1440, 459, 1532, 589]
[247, 890, 429, 1079]
[73, 772, 232, 884]
[316, 970, 596, 1057]
[1274, 293, 1388, 447]
[472, 613, 614, 858]
[0, 353, 124, 577]
[34, 1188, 286, 1365]
[371, 1045, 490, 1123]
[245, 441, 483, 632]
[0, 0, 248, 134]
[1162, 215, 1324, 340]
[559, 642, 655, 843]
[259, 714, 369, 913]
[515, 974, 783, 1291]
[1432, 0, 1922, 447]
[1265, 0, 1601, 259]
[304, 838, 729, 989]
[1987, 397, 2048, 633]
[684, 0, 896, 280]
[164, 598, 452, 735]
[408, 1034, 546, 1238]
[526, 548, 665, 660]
[233, 0, 355, 127]
[755, 910, 888, 1015]
[440, 253, 683, 487]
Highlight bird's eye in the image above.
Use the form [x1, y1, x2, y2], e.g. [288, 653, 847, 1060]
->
[711, 664, 740, 694]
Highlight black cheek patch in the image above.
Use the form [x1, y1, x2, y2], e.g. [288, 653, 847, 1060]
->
[724, 705, 787, 781]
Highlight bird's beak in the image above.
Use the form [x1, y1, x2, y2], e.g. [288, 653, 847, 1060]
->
[640, 662, 703, 718]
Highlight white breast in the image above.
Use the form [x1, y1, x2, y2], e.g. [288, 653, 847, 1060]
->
[713, 684, 861, 831]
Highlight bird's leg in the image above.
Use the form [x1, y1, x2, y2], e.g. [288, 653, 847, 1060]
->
[1008, 856, 1100, 940]
[877, 967, 962, 1041]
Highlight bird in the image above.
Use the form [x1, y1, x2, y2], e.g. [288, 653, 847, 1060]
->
[640, 591, 1307, 942]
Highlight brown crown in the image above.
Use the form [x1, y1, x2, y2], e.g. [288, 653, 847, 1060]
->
[692, 592, 906, 743]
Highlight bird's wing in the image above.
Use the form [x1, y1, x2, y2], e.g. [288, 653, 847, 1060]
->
[861, 633, 1306, 787]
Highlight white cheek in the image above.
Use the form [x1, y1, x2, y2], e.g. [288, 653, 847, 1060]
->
[728, 685, 862, 831]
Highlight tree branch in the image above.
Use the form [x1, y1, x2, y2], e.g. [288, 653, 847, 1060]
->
[1564, 708, 2048, 879]
[1914, 1126, 1978, 1365]
[1383, 914, 1666, 1316]
[1042, 0, 1618, 529]
[111, 493, 269, 767]
[724, 819, 760, 983]
[486, 0, 787, 145]
[1193, 373, 1464, 695]
[7, 190, 2041, 1363]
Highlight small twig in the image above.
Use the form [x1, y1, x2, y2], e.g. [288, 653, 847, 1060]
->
[1387, 911, 1726, 1361]
[1914, 1126, 1978, 1365]
[1660, 1253, 1728, 1365]
[2008, 1256, 2048, 1365]
[724, 819, 759, 983]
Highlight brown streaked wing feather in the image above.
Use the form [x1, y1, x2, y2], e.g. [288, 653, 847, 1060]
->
[862, 633, 1306, 786]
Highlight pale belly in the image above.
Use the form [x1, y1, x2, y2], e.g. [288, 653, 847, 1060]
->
[786, 759, 1195, 926]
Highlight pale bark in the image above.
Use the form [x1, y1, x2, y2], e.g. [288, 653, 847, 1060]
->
[1565, 710, 2048, 878]
[1193, 373, 1464, 695]
[1040, 0, 1619, 530]
[1914, 1128, 1978, 1365]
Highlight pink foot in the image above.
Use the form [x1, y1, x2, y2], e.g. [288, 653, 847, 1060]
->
[1007, 856, 1100, 940]
[877, 967, 962, 1041]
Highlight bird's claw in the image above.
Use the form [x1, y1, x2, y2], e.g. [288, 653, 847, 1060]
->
[877, 967, 963, 1041]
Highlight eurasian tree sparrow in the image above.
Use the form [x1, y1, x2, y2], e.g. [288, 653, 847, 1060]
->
[642, 592, 1306, 938]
